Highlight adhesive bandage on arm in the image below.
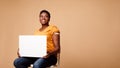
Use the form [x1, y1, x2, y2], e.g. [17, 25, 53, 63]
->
[54, 32, 60, 35]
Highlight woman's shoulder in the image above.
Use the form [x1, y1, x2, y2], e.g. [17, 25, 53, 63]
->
[49, 25, 59, 29]
[49, 25, 60, 33]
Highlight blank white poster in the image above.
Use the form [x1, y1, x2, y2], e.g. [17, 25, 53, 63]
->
[19, 35, 47, 57]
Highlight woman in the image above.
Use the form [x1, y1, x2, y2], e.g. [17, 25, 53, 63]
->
[14, 10, 60, 68]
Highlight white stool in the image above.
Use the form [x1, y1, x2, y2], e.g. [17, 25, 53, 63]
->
[29, 64, 58, 68]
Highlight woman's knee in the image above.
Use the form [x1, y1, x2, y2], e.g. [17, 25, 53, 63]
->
[14, 57, 33, 68]
[13, 58, 21, 67]
[33, 58, 47, 68]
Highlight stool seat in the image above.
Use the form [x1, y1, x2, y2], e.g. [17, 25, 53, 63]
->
[29, 64, 57, 68]
[29, 53, 60, 68]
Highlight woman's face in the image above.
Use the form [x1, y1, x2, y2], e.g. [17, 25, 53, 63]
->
[39, 12, 50, 25]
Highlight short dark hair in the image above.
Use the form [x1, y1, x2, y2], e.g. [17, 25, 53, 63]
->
[39, 10, 51, 19]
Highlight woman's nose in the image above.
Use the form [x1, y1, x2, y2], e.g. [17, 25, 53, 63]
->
[42, 17, 46, 20]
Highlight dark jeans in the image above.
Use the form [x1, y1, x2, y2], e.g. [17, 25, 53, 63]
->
[13, 55, 57, 68]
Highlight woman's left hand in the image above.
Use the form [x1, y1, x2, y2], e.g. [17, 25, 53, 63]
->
[42, 54, 50, 58]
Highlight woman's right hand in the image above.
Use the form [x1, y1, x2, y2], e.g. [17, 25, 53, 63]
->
[17, 48, 20, 57]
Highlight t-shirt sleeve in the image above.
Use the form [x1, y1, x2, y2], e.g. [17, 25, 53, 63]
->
[51, 26, 60, 34]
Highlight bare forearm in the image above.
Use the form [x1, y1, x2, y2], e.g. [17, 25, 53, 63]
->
[48, 46, 60, 56]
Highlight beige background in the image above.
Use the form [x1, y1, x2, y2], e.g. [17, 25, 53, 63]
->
[0, 0, 120, 68]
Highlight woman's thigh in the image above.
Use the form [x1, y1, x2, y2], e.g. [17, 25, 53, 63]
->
[33, 58, 48, 68]
[14, 57, 36, 67]
[33, 56, 57, 68]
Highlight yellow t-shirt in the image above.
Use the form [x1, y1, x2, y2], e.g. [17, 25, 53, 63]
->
[34, 25, 60, 53]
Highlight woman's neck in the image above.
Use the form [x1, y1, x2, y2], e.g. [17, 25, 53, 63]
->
[39, 24, 49, 31]
[41, 24, 49, 29]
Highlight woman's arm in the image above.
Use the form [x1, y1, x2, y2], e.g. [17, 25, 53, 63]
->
[52, 32, 60, 54]
[43, 32, 60, 58]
